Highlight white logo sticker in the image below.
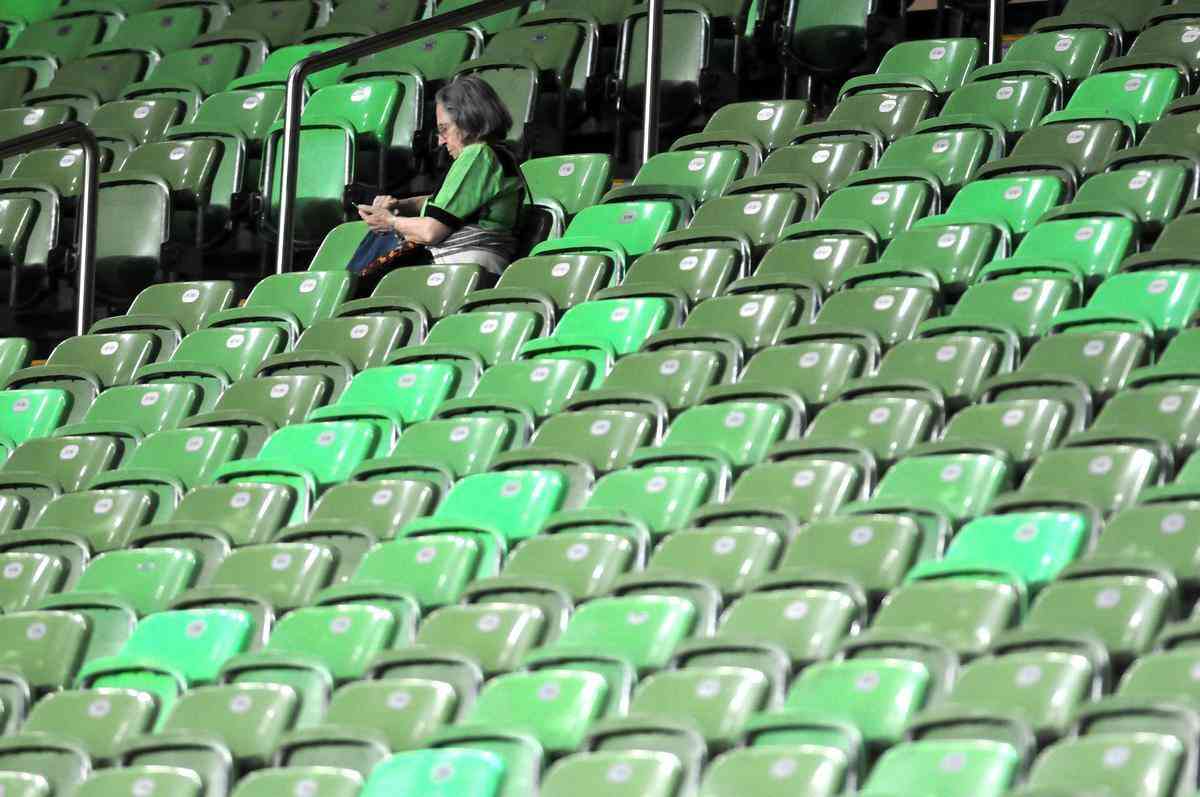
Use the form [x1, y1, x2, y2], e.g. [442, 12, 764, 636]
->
[1124, 77, 1142, 92]
[679, 255, 699, 271]
[811, 148, 831, 164]
[186, 619, 206, 637]
[937, 232, 957, 248]
[271, 553, 292, 571]
[1083, 339, 1105, 357]
[756, 107, 776, 121]
[2, 562, 22, 579]
[784, 600, 809, 620]
[1095, 588, 1121, 609]
[878, 98, 897, 114]
[607, 763, 633, 783]
[557, 162, 575, 177]
[169, 146, 187, 161]
[1016, 664, 1042, 686]
[230, 491, 252, 509]
[659, 358, 680, 376]
[687, 156, 706, 172]
[1160, 394, 1183, 414]
[270, 383, 291, 398]
[1011, 285, 1033, 302]
[476, 613, 501, 632]
[185, 435, 205, 452]
[131, 779, 154, 797]
[59, 153, 77, 168]
[88, 698, 111, 718]
[1185, 28, 1200, 44]
[940, 753, 966, 773]
[1129, 173, 1151, 191]
[739, 301, 760, 318]
[1148, 277, 1170, 295]
[724, 411, 746, 428]
[849, 525, 874, 546]
[59, 444, 79, 460]
[799, 351, 820, 368]
[793, 469, 815, 488]
[1075, 226, 1095, 241]
[589, 419, 611, 436]
[1104, 746, 1131, 768]
[316, 431, 336, 446]
[626, 611, 648, 625]
[140, 391, 160, 407]
[449, 425, 470, 442]
[812, 244, 833, 260]
[350, 86, 371, 102]
[229, 694, 252, 714]
[530, 365, 550, 382]
[133, 105, 152, 120]
[500, 480, 522, 498]
[426, 272, 446, 287]
[1004, 185, 1023, 200]
[350, 323, 370, 339]
[996, 85, 1014, 100]
[551, 261, 570, 277]
[11, 398, 28, 412]
[935, 345, 957, 362]
[610, 306, 630, 322]
[695, 678, 721, 699]
[26, 622, 46, 640]
[646, 476, 668, 493]
[1055, 36, 1073, 52]
[388, 691, 411, 710]
[1002, 408, 1025, 427]
[371, 488, 393, 506]
[868, 407, 891, 425]
[329, 616, 352, 635]
[225, 333, 244, 348]
[566, 542, 590, 561]
[873, 294, 895, 311]
[100, 341, 119, 356]
[1162, 513, 1186, 535]
[430, 765, 454, 783]
[1014, 523, 1038, 542]
[479, 318, 499, 334]
[743, 200, 763, 215]
[871, 191, 891, 206]
[941, 463, 963, 481]
[416, 546, 437, 564]
[929, 46, 946, 60]
[538, 683, 561, 701]
[181, 288, 200, 303]
[242, 94, 261, 110]
[299, 278, 317, 294]
[1089, 455, 1113, 475]
[770, 757, 798, 780]
[855, 671, 880, 691]
[397, 373, 417, 388]
[1067, 129, 1086, 145]
[23, 109, 43, 126]
[293, 781, 317, 797]
[93, 497, 114, 514]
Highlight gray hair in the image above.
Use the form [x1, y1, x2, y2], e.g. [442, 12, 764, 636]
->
[434, 74, 513, 145]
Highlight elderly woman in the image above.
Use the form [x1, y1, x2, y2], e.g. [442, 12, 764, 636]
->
[350, 74, 526, 284]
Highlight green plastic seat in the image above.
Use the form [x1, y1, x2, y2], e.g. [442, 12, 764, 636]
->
[437, 359, 591, 424]
[551, 594, 696, 673]
[0, 553, 65, 612]
[813, 284, 938, 350]
[0, 436, 121, 521]
[626, 149, 748, 206]
[1073, 164, 1189, 235]
[205, 272, 353, 347]
[571, 349, 724, 414]
[56, 383, 200, 447]
[287, 677, 456, 755]
[72, 548, 197, 615]
[940, 73, 1058, 142]
[0, 734, 93, 797]
[698, 744, 848, 797]
[540, 751, 682, 797]
[658, 399, 793, 470]
[323, 364, 460, 430]
[22, 688, 157, 763]
[871, 451, 1010, 522]
[351, 534, 488, 611]
[0, 610, 89, 693]
[341, 264, 489, 330]
[1024, 561, 1178, 669]
[647, 527, 781, 598]
[939, 174, 1067, 240]
[0, 389, 68, 453]
[256, 316, 410, 400]
[211, 0, 323, 47]
[1093, 501, 1200, 594]
[631, 665, 770, 751]
[347, 30, 477, 84]
[521, 155, 612, 219]
[1025, 733, 1184, 797]
[467, 670, 607, 754]
[500, 525, 642, 602]
[161, 683, 299, 768]
[135, 327, 288, 412]
[575, 465, 713, 539]
[31, 487, 155, 552]
[785, 658, 931, 749]
[382, 416, 517, 480]
[553, 200, 681, 259]
[648, 291, 806, 358]
[229, 767, 364, 797]
[878, 333, 1011, 411]
[92, 282, 236, 350]
[859, 739, 1019, 797]
[185, 375, 332, 456]
[1021, 440, 1162, 517]
[186, 542, 336, 613]
[360, 749, 505, 797]
[878, 222, 1002, 296]
[414, 469, 567, 546]
[934, 511, 1089, 592]
[804, 385, 940, 467]
[75, 767, 204, 797]
[1068, 68, 1181, 132]
[702, 455, 863, 532]
[700, 100, 813, 154]
[841, 38, 981, 99]
[523, 297, 672, 374]
[614, 247, 741, 309]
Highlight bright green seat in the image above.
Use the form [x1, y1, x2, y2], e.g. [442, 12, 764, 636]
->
[72, 548, 196, 615]
[785, 658, 931, 749]
[21, 688, 156, 764]
[551, 594, 696, 673]
[1015, 215, 1135, 285]
[412, 469, 566, 546]
[0, 389, 68, 453]
[204, 272, 353, 347]
[360, 749, 505, 797]
[468, 670, 607, 754]
[929, 511, 1090, 592]
[540, 751, 682, 797]
[574, 465, 713, 538]
[1068, 68, 1181, 131]
[437, 359, 591, 424]
[256, 316, 410, 400]
[551, 200, 680, 259]
[1054, 268, 1200, 338]
[521, 154, 612, 219]
[937, 174, 1066, 240]
[350, 534, 488, 610]
[226, 42, 344, 92]
[523, 297, 673, 374]
[418, 310, 544, 369]
[871, 451, 1010, 522]
[658, 399, 792, 470]
[859, 739, 1019, 797]
[326, 364, 461, 428]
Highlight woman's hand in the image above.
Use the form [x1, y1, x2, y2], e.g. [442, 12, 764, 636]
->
[372, 195, 398, 210]
[357, 205, 398, 236]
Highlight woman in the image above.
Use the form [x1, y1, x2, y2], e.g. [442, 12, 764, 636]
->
[350, 74, 526, 286]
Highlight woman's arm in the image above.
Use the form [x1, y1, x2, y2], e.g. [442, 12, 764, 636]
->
[392, 194, 430, 215]
[357, 204, 451, 245]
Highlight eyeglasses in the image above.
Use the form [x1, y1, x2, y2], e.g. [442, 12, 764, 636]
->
[436, 123, 454, 137]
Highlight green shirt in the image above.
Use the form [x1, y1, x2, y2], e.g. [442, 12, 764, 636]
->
[422, 142, 523, 233]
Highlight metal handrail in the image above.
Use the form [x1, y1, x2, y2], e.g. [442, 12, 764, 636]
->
[642, 0, 664, 165]
[273, 0, 527, 273]
[0, 122, 99, 336]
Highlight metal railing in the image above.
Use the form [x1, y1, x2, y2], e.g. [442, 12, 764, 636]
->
[274, 0, 667, 272]
[987, 0, 1005, 65]
[0, 122, 99, 336]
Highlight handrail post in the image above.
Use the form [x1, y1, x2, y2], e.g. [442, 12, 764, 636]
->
[641, 0, 663, 165]
[0, 122, 99, 336]
[987, 0, 1005, 65]
[274, 0, 526, 274]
